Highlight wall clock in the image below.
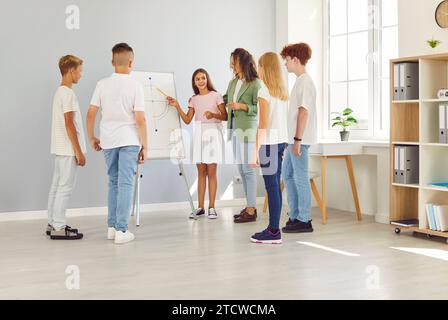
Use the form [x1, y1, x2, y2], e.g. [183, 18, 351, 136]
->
[436, 0, 448, 28]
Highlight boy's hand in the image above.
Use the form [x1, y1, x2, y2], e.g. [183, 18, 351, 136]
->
[75, 152, 86, 167]
[292, 141, 302, 157]
[90, 137, 102, 151]
[138, 147, 147, 164]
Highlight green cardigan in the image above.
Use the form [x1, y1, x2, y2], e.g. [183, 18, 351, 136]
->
[224, 78, 261, 143]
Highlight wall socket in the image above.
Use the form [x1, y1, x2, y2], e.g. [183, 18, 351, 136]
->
[233, 176, 243, 184]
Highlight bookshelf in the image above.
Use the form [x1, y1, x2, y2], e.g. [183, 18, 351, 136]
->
[390, 53, 448, 243]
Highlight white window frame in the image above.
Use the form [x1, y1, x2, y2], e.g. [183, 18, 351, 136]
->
[376, 1, 399, 139]
[323, 0, 397, 141]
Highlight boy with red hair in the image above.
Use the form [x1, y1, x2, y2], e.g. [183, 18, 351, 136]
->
[280, 43, 317, 234]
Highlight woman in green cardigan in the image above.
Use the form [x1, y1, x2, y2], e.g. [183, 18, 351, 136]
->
[225, 48, 261, 224]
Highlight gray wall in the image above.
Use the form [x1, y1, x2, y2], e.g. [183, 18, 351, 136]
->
[0, 0, 275, 213]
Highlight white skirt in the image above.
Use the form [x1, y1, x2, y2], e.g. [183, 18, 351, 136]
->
[192, 122, 225, 164]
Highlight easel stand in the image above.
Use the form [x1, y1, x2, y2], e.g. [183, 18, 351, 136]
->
[131, 159, 196, 226]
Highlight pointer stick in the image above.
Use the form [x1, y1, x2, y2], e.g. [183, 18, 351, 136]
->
[155, 87, 169, 98]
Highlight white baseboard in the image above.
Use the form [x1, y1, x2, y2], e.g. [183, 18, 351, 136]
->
[375, 213, 390, 225]
[0, 198, 384, 224]
[0, 197, 267, 222]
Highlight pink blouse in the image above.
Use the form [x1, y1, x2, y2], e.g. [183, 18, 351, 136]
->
[188, 91, 224, 123]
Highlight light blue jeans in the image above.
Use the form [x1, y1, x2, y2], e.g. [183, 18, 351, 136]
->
[232, 135, 257, 208]
[104, 146, 140, 232]
[282, 145, 311, 223]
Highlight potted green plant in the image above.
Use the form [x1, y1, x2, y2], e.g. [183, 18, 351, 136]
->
[331, 108, 358, 141]
[427, 38, 441, 49]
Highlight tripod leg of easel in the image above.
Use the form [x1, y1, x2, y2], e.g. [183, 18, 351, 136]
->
[131, 165, 142, 227]
[131, 167, 139, 217]
[178, 160, 196, 219]
[135, 165, 142, 227]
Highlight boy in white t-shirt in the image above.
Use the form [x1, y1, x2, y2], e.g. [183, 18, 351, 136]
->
[47, 55, 87, 240]
[280, 43, 317, 234]
[86, 43, 147, 245]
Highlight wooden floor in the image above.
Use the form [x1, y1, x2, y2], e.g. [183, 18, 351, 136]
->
[1, 206, 448, 300]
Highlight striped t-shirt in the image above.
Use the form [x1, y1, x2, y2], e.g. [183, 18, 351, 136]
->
[50, 86, 87, 156]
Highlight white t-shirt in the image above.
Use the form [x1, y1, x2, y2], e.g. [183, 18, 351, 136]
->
[233, 79, 243, 102]
[90, 73, 146, 149]
[258, 83, 289, 145]
[51, 86, 87, 156]
[288, 73, 317, 145]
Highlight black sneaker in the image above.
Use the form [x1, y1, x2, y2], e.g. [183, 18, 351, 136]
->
[285, 219, 297, 227]
[46, 224, 78, 236]
[46, 224, 52, 236]
[50, 226, 83, 240]
[282, 220, 314, 234]
[250, 228, 282, 244]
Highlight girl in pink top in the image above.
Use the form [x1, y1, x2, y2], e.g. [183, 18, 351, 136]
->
[167, 69, 227, 219]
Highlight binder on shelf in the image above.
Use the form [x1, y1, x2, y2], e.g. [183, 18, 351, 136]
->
[424, 203, 448, 232]
[398, 62, 419, 101]
[427, 204, 438, 231]
[394, 146, 419, 185]
[446, 105, 448, 142]
[439, 104, 447, 144]
[394, 146, 400, 183]
[403, 146, 419, 184]
[426, 204, 434, 230]
[434, 205, 440, 231]
[434, 205, 442, 231]
[399, 63, 405, 100]
[438, 206, 448, 232]
[393, 64, 400, 101]
[399, 146, 405, 184]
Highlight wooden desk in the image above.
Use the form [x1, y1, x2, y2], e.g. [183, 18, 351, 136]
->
[317, 155, 362, 224]
[310, 141, 379, 224]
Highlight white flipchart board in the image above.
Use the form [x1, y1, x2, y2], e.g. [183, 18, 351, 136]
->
[131, 71, 185, 160]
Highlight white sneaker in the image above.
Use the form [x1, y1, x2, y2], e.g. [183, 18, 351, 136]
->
[208, 208, 218, 219]
[107, 228, 116, 240]
[114, 230, 135, 244]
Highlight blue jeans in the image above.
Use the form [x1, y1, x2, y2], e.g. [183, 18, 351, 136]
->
[260, 143, 286, 229]
[104, 146, 140, 232]
[232, 135, 257, 208]
[282, 145, 311, 223]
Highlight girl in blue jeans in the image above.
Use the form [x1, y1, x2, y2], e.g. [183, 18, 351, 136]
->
[250, 52, 290, 244]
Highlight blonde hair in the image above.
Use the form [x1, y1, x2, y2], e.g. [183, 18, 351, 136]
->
[59, 55, 83, 76]
[258, 52, 288, 101]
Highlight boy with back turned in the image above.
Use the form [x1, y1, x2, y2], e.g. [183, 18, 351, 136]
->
[87, 43, 147, 245]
